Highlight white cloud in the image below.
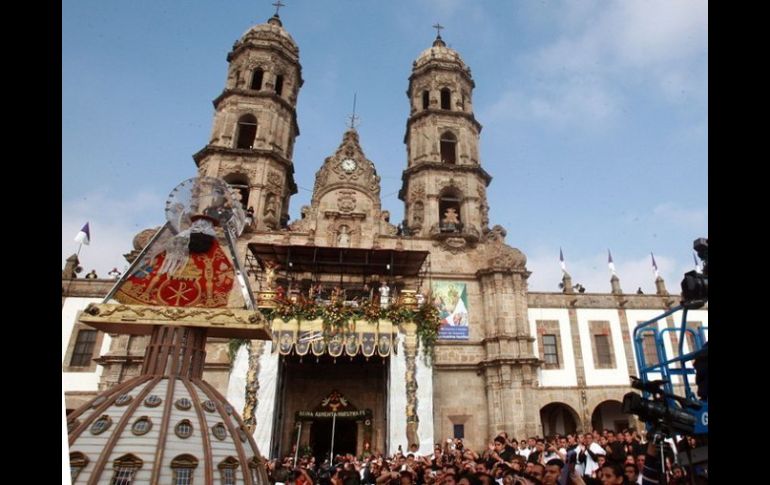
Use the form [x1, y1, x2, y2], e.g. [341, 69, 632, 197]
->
[62, 191, 163, 278]
[486, 0, 707, 129]
[483, 76, 619, 128]
[653, 203, 708, 229]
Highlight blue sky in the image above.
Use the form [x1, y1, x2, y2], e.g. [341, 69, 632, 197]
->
[62, 0, 707, 293]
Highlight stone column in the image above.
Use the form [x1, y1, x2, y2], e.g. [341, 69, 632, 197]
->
[655, 276, 668, 296]
[402, 322, 420, 447]
[611, 275, 623, 295]
[243, 340, 265, 433]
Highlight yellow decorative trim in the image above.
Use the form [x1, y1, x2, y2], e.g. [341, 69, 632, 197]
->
[79, 303, 271, 339]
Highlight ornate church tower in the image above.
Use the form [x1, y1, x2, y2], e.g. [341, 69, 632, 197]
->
[290, 129, 397, 247]
[194, 12, 302, 231]
[399, 30, 492, 249]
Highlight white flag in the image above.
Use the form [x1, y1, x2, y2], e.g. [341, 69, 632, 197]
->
[607, 249, 617, 276]
[74, 222, 91, 245]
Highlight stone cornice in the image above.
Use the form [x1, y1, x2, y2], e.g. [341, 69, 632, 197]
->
[475, 267, 530, 277]
[211, 89, 300, 135]
[407, 64, 475, 93]
[398, 163, 492, 200]
[227, 40, 302, 78]
[478, 357, 541, 368]
[62, 279, 116, 298]
[404, 109, 482, 143]
[193, 146, 298, 194]
[526, 292, 705, 310]
[480, 333, 536, 345]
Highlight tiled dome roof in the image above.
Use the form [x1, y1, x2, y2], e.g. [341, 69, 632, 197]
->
[413, 37, 469, 72]
[237, 15, 298, 55]
[67, 375, 268, 484]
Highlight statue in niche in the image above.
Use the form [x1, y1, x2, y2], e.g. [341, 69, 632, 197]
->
[442, 207, 460, 232]
[263, 194, 278, 217]
[337, 225, 351, 247]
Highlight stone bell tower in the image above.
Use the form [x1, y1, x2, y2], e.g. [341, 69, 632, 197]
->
[399, 29, 493, 250]
[193, 12, 302, 231]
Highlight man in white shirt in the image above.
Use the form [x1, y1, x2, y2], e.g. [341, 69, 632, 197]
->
[577, 432, 605, 478]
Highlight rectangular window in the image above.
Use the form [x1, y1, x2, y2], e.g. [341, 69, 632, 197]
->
[174, 468, 192, 485]
[453, 424, 464, 440]
[111, 467, 136, 485]
[594, 335, 613, 368]
[642, 332, 659, 366]
[543, 334, 559, 365]
[221, 468, 236, 485]
[71, 329, 98, 367]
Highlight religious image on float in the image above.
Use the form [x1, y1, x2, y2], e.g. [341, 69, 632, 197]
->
[431, 281, 469, 340]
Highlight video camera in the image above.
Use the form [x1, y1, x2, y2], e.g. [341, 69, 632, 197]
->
[681, 238, 708, 308]
[622, 377, 698, 436]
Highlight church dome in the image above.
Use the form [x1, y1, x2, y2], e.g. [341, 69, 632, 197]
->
[237, 15, 299, 56]
[67, 376, 268, 484]
[413, 36, 469, 72]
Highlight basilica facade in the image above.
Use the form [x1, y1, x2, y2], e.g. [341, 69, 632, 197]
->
[62, 13, 708, 461]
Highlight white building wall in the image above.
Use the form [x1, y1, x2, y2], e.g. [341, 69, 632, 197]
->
[528, 308, 577, 387]
[576, 309, 629, 386]
[254, 341, 278, 455]
[388, 337, 407, 455]
[62, 297, 112, 392]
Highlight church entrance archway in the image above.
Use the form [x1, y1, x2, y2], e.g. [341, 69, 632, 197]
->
[272, 354, 386, 459]
[310, 417, 358, 462]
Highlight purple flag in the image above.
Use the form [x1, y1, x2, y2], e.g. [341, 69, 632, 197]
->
[74, 222, 90, 245]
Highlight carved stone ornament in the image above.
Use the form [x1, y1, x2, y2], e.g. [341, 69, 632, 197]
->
[410, 182, 426, 200]
[78, 303, 270, 339]
[486, 245, 527, 270]
[438, 177, 467, 192]
[337, 191, 357, 213]
[267, 170, 283, 189]
[483, 224, 507, 243]
[432, 236, 468, 254]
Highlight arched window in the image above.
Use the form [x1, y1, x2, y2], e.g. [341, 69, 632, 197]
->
[250, 68, 264, 90]
[440, 132, 457, 164]
[223, 174, 250, 209]
[439, 190, 463, 233]
[111, 454, 143, 485]
[218, 457, 240, 485]
[440, 88, 451, 110]
[70, 452, 89, 482]
[422, 90, 430, 110]
[275, 74, 284, 96]
[171, 454, 199, 485]
[235, 114, 257, 149]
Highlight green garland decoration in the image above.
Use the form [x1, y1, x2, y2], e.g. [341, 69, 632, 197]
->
[227, 338, 249, 369]
[258, 293, 442, 364]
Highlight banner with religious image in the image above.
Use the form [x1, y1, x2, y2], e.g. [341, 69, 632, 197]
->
[432, 281, 469, 340]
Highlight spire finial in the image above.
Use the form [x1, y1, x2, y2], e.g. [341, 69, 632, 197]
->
[347, 93, 360, 130]
[432, 22, 444, 38]
[432, 23, 446, 47]
[272, 0, 286, 16]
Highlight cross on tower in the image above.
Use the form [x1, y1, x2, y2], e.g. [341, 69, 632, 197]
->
[272, 0, 286, 16]
[347, 93, 360, 130]
[432, 22, 444, 38]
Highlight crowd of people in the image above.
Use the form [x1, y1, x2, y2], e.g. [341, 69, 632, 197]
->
[265, 429, 706, 485]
